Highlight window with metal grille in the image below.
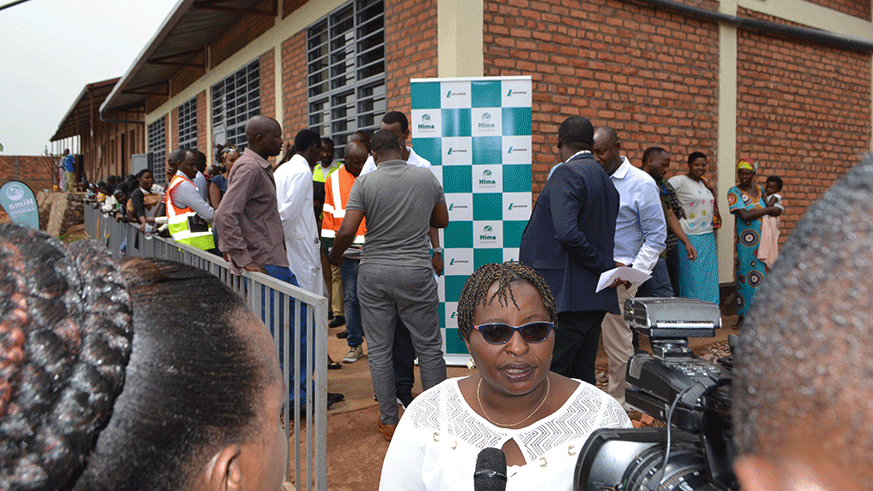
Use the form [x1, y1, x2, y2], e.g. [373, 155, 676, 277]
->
[148, 117, 166, 185]
[212, 59, 260, 149]
[307, 0, 385, 157]
[178, 97, 198, 151]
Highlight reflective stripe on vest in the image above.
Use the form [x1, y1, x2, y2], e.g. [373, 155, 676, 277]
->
[329, 173, 345, 218]
[167, 176, 215, 251]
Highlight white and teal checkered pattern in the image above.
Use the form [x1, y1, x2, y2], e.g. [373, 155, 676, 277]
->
[411, 76, 532, 364]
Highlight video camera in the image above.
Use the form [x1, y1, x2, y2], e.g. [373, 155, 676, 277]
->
[574, 298, 739, 491]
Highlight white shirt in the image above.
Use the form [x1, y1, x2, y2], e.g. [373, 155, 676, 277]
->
[609, 157, 666, 273]
[274, 154, 324, 295]
[360, 146, 431, 175]
[667, 174, 716, 236]
[379, 378, 631, 491]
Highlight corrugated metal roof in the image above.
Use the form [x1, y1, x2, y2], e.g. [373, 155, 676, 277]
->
[101, 0, 274, 114]
[51, 78, 121, 141]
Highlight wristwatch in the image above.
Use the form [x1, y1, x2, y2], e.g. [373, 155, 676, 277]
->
[431, 247, 443, 255]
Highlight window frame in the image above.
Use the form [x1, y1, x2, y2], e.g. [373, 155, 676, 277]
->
[307, 0, 385, 157]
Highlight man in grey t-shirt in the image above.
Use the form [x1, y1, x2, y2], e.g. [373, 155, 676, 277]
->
[330, 130, 448, 441]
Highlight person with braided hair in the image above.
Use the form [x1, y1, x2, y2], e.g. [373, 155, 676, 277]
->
[0, 224, 286, 491]
[379, 262, 630, 491]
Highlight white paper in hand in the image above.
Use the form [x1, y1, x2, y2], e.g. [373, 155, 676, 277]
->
[595, 266, 652, 293]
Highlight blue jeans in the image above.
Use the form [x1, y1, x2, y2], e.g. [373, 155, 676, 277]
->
[637, 256, 674, 298]
[263, 265, 306, 402]
[341, 258, 364, 348]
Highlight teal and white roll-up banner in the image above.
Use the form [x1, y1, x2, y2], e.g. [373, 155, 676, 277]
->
[410, 76, 533, 366]
[0, 181, 40, 229]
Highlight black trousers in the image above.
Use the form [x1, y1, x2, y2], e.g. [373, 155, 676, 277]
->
[550, 310, 607, 386]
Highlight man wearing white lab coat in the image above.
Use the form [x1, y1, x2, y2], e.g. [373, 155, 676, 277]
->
[274, 129, 325, 296]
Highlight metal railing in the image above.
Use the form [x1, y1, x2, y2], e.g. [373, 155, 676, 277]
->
[85, 205, 328, 491]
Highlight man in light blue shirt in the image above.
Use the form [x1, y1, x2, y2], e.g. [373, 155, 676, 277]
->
[593, 126, 667, 409]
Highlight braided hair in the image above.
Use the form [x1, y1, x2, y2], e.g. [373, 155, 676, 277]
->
[0, 224, 133, 490]
[456, 262, 557, 341]
[0, 225, 272, 490]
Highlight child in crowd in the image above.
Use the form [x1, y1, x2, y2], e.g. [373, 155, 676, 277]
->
[764, 176, 784, 211]
[758, 175, 784, 270]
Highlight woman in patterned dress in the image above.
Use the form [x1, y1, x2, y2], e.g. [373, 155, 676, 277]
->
[727, 158, 782, 324]
[379, 262, 630, 491]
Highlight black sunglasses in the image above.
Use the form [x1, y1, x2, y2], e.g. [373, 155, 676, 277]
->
[472, 321, 554, 345]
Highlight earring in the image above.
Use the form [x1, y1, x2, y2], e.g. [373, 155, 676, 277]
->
[467, 357, 476, 370]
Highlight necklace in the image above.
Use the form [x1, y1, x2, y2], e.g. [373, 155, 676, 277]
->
[476, 376, 550, 428]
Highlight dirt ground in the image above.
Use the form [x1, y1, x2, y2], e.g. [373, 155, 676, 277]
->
[296, 318, 737, 490]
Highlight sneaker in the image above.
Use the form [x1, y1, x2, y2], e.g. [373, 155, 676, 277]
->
[343, 344, 364, 363]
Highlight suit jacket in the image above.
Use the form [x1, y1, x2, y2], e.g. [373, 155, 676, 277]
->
[519, 153, 620, 314]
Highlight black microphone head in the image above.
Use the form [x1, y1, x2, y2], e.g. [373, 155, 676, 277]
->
[474, 447, 508, 491]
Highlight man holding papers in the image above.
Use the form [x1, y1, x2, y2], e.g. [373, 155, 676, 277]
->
[519, 116, 620, 386]
[592, 127, 667, 410]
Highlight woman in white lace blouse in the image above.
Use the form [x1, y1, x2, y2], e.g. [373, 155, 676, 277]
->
[379, 262, 631, 491]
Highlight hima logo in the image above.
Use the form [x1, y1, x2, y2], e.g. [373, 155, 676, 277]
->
[480, 225, 497, 241]
[5, 184, 24, 201]
[479, 168, 496, 185]
[484, 225, 493, 233]
[478, 111, 496, 129]
[418, 113, 435, 130]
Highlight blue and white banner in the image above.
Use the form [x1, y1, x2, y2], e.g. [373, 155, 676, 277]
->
[411, 76, 533, 365]
[0, 181, 40, 229]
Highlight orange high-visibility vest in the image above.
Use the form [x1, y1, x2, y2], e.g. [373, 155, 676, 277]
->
[321, 165, 365, 243]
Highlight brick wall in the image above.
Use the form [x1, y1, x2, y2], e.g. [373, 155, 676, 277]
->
[0, 156, 57, 193]
[803, 0, 870, 20]
[736, 7, 872, 243]
[483, 0, 721, 196]
[260, 48, 276, 120]
[281, 31, 308, 141]
[384, 0, 439, 113]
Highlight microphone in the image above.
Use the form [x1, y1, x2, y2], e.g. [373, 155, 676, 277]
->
[474, 447, 508, 491]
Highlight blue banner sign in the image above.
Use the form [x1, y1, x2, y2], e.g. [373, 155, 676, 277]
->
[0, 181, 40, 229]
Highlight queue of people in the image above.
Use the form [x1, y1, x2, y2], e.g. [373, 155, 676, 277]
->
[31, 108, 824, 491]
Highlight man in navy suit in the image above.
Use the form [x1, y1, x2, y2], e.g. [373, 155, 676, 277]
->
[519, 116, 620, 386]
